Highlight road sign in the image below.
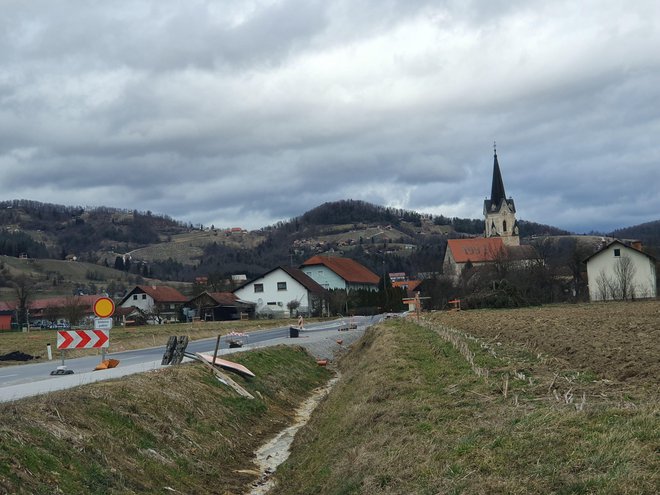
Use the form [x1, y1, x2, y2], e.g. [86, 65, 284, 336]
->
[57, 330, 109, 350]
[93, 297, 115, 318]
[94, 317, 113, 330]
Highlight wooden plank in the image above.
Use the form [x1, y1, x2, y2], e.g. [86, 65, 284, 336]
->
[194, 352, 254, 399]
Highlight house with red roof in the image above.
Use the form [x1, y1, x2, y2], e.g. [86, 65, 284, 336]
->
[118, 285, 188, 324]
[300, 255, 380, 292]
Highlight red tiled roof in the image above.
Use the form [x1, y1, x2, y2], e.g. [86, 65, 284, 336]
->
[447, 238, 505, 263]
[392, 280, 422, 291]
[0, 301, 15, 312]
[29, 295, 101, 311]
[132, 285, 188, 303]
[301, 256, 380, 285]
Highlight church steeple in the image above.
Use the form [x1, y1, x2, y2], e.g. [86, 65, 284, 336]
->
[483, 144, 519, 245]
[490, 147, 507, 206]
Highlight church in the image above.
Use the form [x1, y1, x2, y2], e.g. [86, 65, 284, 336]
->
[442, 147, 538, 279]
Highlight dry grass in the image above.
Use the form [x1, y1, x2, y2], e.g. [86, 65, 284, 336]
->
[0, 345, 331, 494]
[271, 309, 659, 494]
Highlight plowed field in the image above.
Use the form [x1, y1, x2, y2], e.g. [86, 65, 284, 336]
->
[428, 300, 659, 386]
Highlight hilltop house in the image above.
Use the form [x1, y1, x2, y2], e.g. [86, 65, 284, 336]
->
[300, 255, 380, 292]
[185, 291, 256, 321]
[233, 266, 327, 318]
[584, 240, 657, 301]
[118, 285, 188, 324]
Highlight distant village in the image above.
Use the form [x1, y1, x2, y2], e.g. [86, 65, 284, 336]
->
[0, 150, 657, 331]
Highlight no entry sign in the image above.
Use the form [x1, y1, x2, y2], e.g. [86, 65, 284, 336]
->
[57, 330, 110, 350]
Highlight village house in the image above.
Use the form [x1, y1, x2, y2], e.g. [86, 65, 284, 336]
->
[118, 285, 188, 324]
[185, 291, 256, 321]
[300, 255, 380, 292]
[584, 240, 657, 301]
[233, 266, 327, 318]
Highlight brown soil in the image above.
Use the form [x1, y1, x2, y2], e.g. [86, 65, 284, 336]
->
[428, 300, 659, 386]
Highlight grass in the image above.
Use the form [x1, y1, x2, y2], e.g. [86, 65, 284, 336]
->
[270, 318, 659, 494]
[0, 345, 331, 494]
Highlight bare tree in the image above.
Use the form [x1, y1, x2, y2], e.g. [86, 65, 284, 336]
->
[595, 256, 637, 301]
[12, 275, 35, 330]
[61, 296, 88, 327]
[595, 269, 615, 301]
[613, 255, 637, 300]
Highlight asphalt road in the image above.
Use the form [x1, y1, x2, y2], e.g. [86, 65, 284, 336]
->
[0, 316, 382, 403]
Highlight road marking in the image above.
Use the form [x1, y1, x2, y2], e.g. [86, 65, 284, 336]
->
[0, 374, 19, 378]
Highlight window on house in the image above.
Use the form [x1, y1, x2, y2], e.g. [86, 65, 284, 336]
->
[614, 248, 621, 257]
[277, 282, 287, 291]
[133, 294, 138, 300]
[142, 294, 147, 300]
[267, 301, 277, 305]
[254, 283, 264, 293]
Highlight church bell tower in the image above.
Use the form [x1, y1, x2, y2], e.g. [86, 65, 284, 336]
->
[483, 145, 519, 246]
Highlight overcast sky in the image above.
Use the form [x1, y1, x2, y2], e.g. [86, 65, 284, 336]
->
[1, 0, 659, 234]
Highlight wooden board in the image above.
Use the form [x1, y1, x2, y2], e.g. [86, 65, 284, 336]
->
[194, 353, 254, 399]
[198, 353, 256, 378]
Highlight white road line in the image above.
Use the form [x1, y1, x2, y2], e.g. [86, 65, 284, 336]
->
[0, 374, 20, 378]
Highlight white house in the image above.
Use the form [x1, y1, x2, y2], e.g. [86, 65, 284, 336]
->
[118, 285, 188, 324]
[584, 240, 657, 301]
[233, 266, 327, 317]
[300, 255, 380, 292]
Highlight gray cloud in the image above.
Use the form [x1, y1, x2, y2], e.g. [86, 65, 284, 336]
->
[1, 0, 659, 233]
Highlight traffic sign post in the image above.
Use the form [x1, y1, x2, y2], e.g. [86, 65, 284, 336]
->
[93, 297, 115, 362]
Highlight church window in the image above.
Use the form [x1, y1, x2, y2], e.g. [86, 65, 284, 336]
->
[503, 220, 507, 232]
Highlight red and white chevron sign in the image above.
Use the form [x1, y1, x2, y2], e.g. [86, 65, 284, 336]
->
[57, 330, 110, 350]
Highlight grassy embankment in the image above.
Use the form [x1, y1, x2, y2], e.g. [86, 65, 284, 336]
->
[272, 313, 658, 494]
[0, 345, 331, 494]
[0, 318, 307, 366]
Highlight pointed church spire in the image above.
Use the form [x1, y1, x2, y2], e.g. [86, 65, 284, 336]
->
[490, 145, 506, 205]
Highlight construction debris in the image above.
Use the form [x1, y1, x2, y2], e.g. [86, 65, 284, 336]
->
[94, 359, 120, 371]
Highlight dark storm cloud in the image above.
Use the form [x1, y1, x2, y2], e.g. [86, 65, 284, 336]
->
[0, 0, 659, 233]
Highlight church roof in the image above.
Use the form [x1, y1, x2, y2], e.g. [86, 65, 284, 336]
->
[446, 238, 505, 263]
[491, 151, 506, 204]
[447, 238, 539, 264]
[483, 151, 516, 213]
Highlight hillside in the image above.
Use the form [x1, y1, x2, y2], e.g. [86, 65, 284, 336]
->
[1, 199, 657, 294]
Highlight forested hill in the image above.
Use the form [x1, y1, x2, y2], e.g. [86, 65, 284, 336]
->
[0, 199, 187, 259]
[5, 198, 655, 287]
[609, 220, 660, 252]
